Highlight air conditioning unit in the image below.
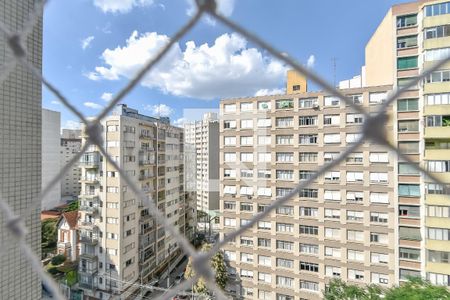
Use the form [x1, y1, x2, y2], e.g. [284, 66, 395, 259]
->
[312, 103, 320, 110]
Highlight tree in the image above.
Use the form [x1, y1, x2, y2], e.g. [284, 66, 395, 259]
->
[63, 200, 79, 212]
[41, 218, 58, 257]
[384, 277, 450, 300]
[323, 278, 380, 300]
[185, 243, 229, 295]
[324, 277, 450, 300]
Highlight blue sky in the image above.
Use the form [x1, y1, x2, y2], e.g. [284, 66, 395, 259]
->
[42, 0, 413, 129]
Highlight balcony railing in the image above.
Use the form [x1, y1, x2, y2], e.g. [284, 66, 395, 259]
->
[79, 235, 98, 245]
[79, 205, 100, 215]
[57, 241, 71, 249]
[80, 176, 100, 184]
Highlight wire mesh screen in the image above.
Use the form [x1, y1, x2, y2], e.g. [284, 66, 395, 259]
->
[1, 0, 450, 299]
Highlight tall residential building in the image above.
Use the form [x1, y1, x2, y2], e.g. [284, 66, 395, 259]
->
[219, 1, 450, 298]
[364, 0, 450, 287]
[220, 84, 396, 299]
[60, 129, 82, 202]
[78, 104, 188, 299]
[184, 113, 220, 214]
[42, 109, 62, 210]
[0, 0, 43, 298]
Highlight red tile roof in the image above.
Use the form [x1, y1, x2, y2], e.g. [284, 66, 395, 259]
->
[61, 211, 79, 229]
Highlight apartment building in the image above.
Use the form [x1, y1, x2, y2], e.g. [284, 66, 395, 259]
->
[78, 104, 187, 299]
[0, 0, 43, 298]
[184, 113, 220, 214]
[365, 0, 450, 287]
[61, 129, 82, 202]
[42, 109, 62, 210]
[219, 1, 450, 298]
[219, 82, 398, 299]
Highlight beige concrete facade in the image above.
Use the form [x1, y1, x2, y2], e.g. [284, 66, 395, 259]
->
[78, 105, 188, 299]
[219, 85, 399, 299]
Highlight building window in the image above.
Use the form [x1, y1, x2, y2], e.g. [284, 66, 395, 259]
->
[224, 136, 236, 146]
[299, 188, 318, 198]
[398, 98, 418, 111]
[324, 115, 340, 126]
[400, 269, 421, 280]
[293, 84, 301, 91]
[324, 152, 339, 162]
[370, 192, 389, 204]
[425, 2, 450, 16]
[299, 280, 319, 292]
[276, 135, 293, 145]
[370, 232, 388, 244]
[258, 238, 271, 248]
[397, 14, 417, 28]
[427, 273, 450, 286]
[276, 152, 293, 163]
[258, 101, 271, 110]
[224, 120, 236, 129]
[427, 160, 450, 172]
[347, 210, 364, 222]
[370, 212, 388, 224]
[425, 25, 450, 40]
[347, 191, 363, 203]
[325, 247, 341, 258]
[346, 171, 364, 183]
[346, 113, 364, 124]
[346, 152, 363, 164]
[300, 207, 318, 217]
[325, 227, 341, 239]
[224, 104, 236, 113]
[277, 258, 294, 269]
[399, 184, 420, 197]
[258, 255, 272, 267]
[371, 253, 389, 264]
[326, 266, 342, 278]
[299, 152, 317, 163]
[426, 93, 450, 105]
[241, 119, 253, 129]
[299, 116, 318, 126]
[276, 276, 294, 288]
[276, 206, 294, 216]
[276, 117, 294, 127]
[299, 97, 318, 108]
[346, 133, 363, 143]
[348, 269, 365, 281]
[424, 47, 450, 62]
[258, 272, 272, 283]
[398, 120, 419, 132]
[324, 190, 341, 201]
[224, 201, 236, 210]
[240, 269, 254, 279]
[224, 169, 236, 178]
[257, 135, 271, 145]
[372, 273, 389, 285]
[240, 236, 253, 247]
[257, 118, 271, 127]
[427, 205, 450, 218]
[348, 249, 364, 262]
[276, 99, 294, 109]
[369, 92, 387, 104]
[276, 240, 294, 251]
[299, 225, 318, 235]
[240, 252, 253, 263]
[258, 221, 271, 230]
[400, 247, 420, 261]
[427, 227, 450, 241]
[324, 96, 340, 106]
[397, 35, 417, 49]
[324, 133, 341, 144]
[240, 136, 253, 146]
[299, 134, 318, 145]
[300, 261, 319, 273]
[369, 172, 388, 184]
[276, 223, 294, 233]
[397, 56, 418, 69]
[347, 230, 364, 242]
[300, 243, 318, 254]
[426, 70, 450, 83]
[240, 102, 253, 112]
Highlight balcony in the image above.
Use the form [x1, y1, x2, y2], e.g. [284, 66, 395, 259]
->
[57, 241, 71, 249]
[79, 235, 98, 245]
[80, 176, 100, 184]
[79, 152, 100, 168]
[78, 264, 98, 275]
[139, 159, 154, 166]
[80, 205, 100, 215]
[80, 194, 99, 202]
[79, 221, 96, 228]
[139, 173, 154, 181]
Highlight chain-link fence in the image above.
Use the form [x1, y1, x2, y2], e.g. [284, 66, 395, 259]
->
[1, 0, 450, 299]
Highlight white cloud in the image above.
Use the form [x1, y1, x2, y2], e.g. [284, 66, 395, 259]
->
[86, 31, 287, 99]
[186, 0, 235, 25]
[51, 100, 61, 105]
[101, 92, 113, 102]
[254, 88, 285, 96]
[81, 36, 95, 50]
[84, 102, 104, 110]
[307, 54, 315, 69]
[173, 117, 190, 127]
[63, 120, 82, 130]
[93, 0, 153, 13]
[144, 104, 173, 117]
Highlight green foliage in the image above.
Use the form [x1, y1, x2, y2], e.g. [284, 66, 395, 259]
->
[48, 267, 60, 275]
[51, 254, 66, 265]
[324, 277, 450, 300]
[197, 210, 208, 221]
[65, 270, 78, 286]
[185, 243, 229, 295]
[63, 200, 79, 212]
[384, 277, 450, 300]
[41, 219, 57, 255]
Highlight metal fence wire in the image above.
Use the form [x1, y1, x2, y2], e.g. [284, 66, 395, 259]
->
[1, 0, 450, 299]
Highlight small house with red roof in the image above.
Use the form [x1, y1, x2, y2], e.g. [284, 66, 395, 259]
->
[56, 211, 79, 261]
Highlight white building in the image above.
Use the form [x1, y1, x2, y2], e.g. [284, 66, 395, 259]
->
[42, 109, 62, 210]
